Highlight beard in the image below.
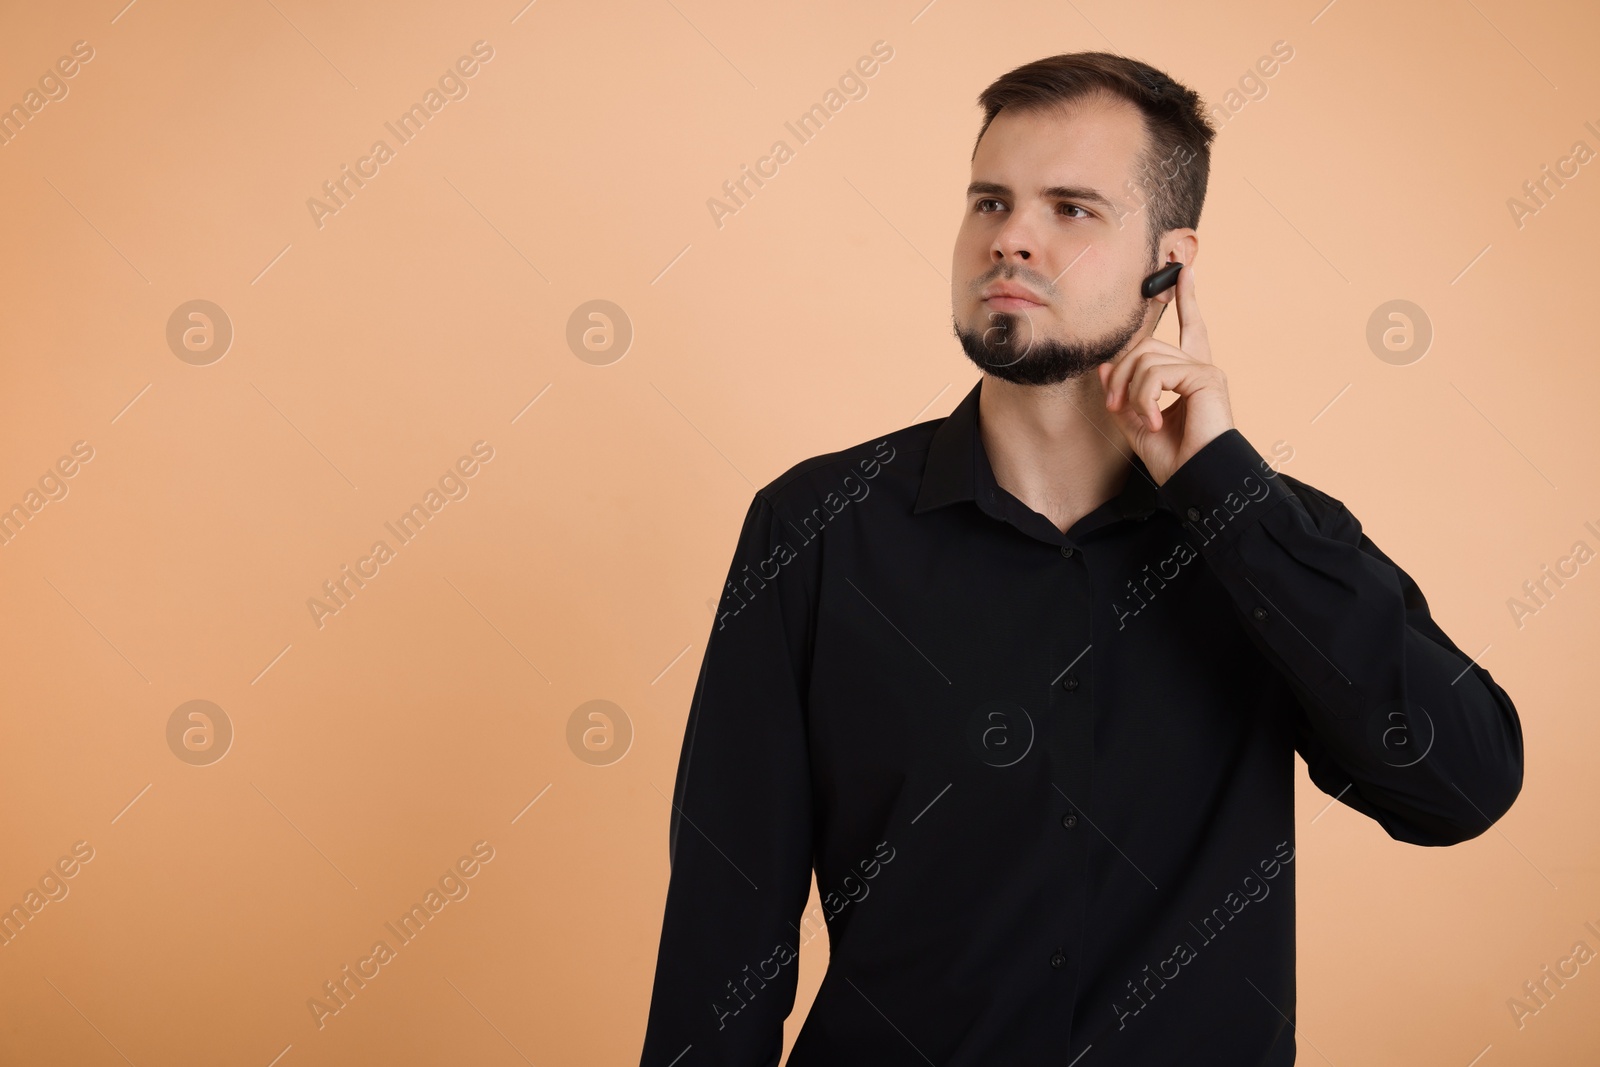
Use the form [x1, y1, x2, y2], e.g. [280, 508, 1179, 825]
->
[953, 295, 1150, 387]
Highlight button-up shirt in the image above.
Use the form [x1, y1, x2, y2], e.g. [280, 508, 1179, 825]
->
[638, 377, 1524, 1066]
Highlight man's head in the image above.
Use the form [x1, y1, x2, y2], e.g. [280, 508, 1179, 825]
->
[952, 53, 1216, 386]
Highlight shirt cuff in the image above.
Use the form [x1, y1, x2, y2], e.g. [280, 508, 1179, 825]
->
[1156, 428, 1296, 555]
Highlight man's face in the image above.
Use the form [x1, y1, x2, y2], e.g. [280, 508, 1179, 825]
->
[952, 96, 1164, 386]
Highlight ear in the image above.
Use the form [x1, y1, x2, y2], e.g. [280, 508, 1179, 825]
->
[1153, 230, 1200, 305]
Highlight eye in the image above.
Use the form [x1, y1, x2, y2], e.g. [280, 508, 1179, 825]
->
[1059, 202, 1091, 219]
[974, 197, 1005, 213]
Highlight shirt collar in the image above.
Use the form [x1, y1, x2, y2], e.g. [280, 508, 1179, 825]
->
[913, 377, 1168, 532]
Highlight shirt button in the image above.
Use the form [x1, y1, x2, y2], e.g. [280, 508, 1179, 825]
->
[1060, 544, 1075, 558]
[1050, 950, 1067, 969]
[1252, 606, 1269, 621]
[1060, 674, 1079, 691]
[1186, 506, 1202, 522]
[1061, 812, 1077, 829]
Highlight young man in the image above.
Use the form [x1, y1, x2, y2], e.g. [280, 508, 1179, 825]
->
[639, 52, 1523, 1066]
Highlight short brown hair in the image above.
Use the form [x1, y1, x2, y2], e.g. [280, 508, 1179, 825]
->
[972, 52, 1216, 265]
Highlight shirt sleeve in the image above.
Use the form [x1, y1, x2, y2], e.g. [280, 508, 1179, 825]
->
[1155, 429, 1525, 846]
[639, 491, 817, 1067]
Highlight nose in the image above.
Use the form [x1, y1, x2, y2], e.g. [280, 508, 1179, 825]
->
[991, 212, 1034, 263]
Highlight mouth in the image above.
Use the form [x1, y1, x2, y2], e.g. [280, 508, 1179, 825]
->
[980, 282, 1046, 310]
[982, 295, 1044, 310]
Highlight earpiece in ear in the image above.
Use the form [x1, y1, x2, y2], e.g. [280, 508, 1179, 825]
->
[1140, 261, 1182, 299]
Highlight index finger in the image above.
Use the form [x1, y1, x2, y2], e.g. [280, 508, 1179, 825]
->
[1175, 260, 1210, 362]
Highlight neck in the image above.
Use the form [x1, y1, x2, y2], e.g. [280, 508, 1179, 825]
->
[976, 371, 1134, 537]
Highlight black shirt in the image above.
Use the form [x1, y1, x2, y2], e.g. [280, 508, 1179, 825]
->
[639, 376, 1524, 1066]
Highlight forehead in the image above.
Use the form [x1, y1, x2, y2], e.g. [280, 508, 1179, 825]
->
[971, 95, 1149, 192]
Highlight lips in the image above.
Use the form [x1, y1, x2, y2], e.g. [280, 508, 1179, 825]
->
[981, 284, 1044, 305]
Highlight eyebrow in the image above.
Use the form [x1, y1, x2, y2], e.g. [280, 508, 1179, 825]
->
[966, 181, 1117, 212]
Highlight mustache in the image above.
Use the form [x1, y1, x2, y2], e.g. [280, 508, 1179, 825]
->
[973, 270, 1057, 298]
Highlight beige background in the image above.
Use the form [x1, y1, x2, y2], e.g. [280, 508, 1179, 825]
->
[0, 0, 1595, 1063]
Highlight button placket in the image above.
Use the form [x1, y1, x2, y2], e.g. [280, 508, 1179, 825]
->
[1046, 545, 1092, 998]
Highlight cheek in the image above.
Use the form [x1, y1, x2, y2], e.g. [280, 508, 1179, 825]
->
[952, 221, 988, 260]
[1052, 281, 1128, 328]
[1055, 272, 1106, 307]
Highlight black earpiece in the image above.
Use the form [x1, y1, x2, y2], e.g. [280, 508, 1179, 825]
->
[1140, 261, 1182, 299]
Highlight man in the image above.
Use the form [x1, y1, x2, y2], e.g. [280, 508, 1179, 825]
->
[638, 52, 1523, 1066]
